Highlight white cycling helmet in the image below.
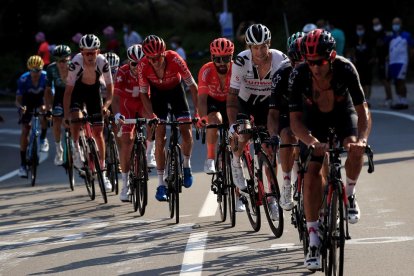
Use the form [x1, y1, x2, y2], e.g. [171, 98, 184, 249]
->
[103, 52, 120, 68]
[245, 24, 271, 45]
[127, 44, 145, 62]
[302, 23, 317, 33]
[79, 34, 101, 49]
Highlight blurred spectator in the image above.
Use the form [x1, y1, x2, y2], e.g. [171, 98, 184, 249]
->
[371, 17, 393, 107]
[102, 25, 120, 55]
[170, 36, 186, 60]
[35, 32, 51, 66]
[123, 23, 143, 49]
[349, 24, 374, 105]
[388, 17, 414, 110]
[236, 20, 255, 49]
[302, 23, 317, 33]
[316, 19, 326, 29]
[72, 33, 83, 45]
[327, 21, 346, 56]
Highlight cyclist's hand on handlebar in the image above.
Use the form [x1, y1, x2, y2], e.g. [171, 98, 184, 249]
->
[19, 105, 27, 114]
[347, 139, 367, 154]
[147, 113, 159, 126]
[114, 113, 125, 125]
[228, 123, 238, 139]
[196, 115, 208, 129]
[46, 110, 53, 119]
[309, 142, 328, 156]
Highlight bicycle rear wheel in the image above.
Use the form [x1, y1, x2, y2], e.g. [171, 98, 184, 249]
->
[136, 143, 148, 216]
[225, 149, 236, 227]
[130, 146, 139, 211]
[215, 150, 227, 222]
[173, 145, 183, 224]
[166, 149, 175, 219]
[80, 138, 95, 200]
[241, 152, 261, 232]
[30, 137, 39, 187]
[260, 152, 284, 238]
[107, 131, 119, 194]
[327, 188, 345, 276]
[64, 130, 75, 191]
[90, 139, 107, 204]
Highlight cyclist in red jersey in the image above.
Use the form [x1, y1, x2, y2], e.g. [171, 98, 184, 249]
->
[138, 35, 199, 201]
[111, 44, 155, 202]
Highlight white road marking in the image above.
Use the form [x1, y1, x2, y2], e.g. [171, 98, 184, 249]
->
[198, 190, 217, 217]
[371, 109, 414, 122]
[0, 129, 20, 135]
[180, 232, 208, 275]
[348, 236, 414, 244]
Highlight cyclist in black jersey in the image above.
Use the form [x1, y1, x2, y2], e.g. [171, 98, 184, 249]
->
[267, 32, 304, 211]
[288, 29, 371, 270]
[45, 45, 71, 166]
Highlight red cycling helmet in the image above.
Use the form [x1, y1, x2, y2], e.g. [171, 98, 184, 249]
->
[210, 38, 234, 56]
[301, 28, 336, 59]
[142, 35, 166, 57]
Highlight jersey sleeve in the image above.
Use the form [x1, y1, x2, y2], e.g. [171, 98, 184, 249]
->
[269, 66, 290, 110]
[288, 67, 305, 113]
[138, 61, 150, 94]
[197, 64, 210, 95]
[230, 53, 245, 90]
[46, 66, 53, 87]
[173, 52, 195, 86]
[99, 55, 113, 85]
[66, 54, 82, 86]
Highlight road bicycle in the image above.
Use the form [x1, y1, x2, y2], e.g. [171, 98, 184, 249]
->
[236, 119, 284, 238]
[202, 123, 236, 227]
[317, 128, 374, 275]
[158, 116, 198, 224]
[104, 114, 120, 195]
[120, 117, 151, 215]
[71, 111, 108, 203]
[62, 127, 75, 191]
[26, 108, 48, 186]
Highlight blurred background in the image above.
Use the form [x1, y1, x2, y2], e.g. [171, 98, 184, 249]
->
[0, 0, 413, 100]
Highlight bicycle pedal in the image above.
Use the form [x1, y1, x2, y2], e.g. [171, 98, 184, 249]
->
[240, 195, 248, 205]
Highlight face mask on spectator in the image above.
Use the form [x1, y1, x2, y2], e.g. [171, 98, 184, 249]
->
[373, 24, 382, 32]
[356, 30, 365, 37]
[392, 24, 401, 32]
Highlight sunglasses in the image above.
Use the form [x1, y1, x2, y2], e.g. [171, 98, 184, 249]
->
[83, 51, 97, 57]
[147, 55, 162, 62]
[30, 68, 42, 73]
[58, 58, 69, 63]
[212, 56, 232, 64]
[111, 68, 118, 75]
[130, 61, 138, 67]
[306, 59, 329, 66]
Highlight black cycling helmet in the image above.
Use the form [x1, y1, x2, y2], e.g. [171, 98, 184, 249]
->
[79, 34, 101, 49]
[301, 28, 336, 59]
[53, 45, 71, 58]
[287, 32, 304, 62]
[245, 24, 271, 45]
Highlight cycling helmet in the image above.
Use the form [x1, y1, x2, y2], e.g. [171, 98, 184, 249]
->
[53, 45, 71, 58]
[27, 55, 44, 70]
[127, 44, 145, 62]
[302, 23, 317, 33]
[142, 35, 166, 57]
[103, 52, 120, 68]
[79, 34, 101, 49]
[302, 28, 336, 59]
[210, 38, 234, 56]
[287, 32, 305, 62]
[245, 24, 271, 45]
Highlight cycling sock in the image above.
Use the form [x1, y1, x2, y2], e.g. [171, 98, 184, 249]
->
[20, 150, 26, 166]
[292, 160, 299, 184]
[157, 170, 166, 186]
[183, 155, 191, 168]
[73, 140, 80, 151]
[307, 221, 320, 247]
[207, 143, 215, 159]
[346, 176, 356, 196]
[122, 172, 128, 186]
[283, 171, 292, 186]
[55, 141, 62, 152]
[232, 155, 241, 167]
[40, 128, 47, 140]
[146, 140, 155, 155]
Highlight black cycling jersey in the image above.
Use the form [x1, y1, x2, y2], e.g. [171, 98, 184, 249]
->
[269, 61, 292, 115]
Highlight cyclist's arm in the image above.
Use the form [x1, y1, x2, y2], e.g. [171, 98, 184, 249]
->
[103, 83, 114, 111]
[198, 93, 208, 118]
[44, 86, 53, 111]
[63, 84, 74, 120]
[139, 92, 155, 118]
[290, 111, 318, 146]
[15, 95, 23, 110]
[188, 83, 199, 116]
[111, 94, 120, 116]
[355, 102, 371, 142]
[226, 87, 239, 125]
[267, 109, 280, 137]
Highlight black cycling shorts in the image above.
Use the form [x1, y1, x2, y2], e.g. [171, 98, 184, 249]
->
[150, 83, 191, 121]
[237, 94, 269, 126]
[207, 96, 228, 123]
[70, 80, 103, 124]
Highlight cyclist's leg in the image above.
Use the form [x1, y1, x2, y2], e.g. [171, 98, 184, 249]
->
[52, 90, 65, 165]
[18, 108, 32, 177]
[204, 96, 224, 173]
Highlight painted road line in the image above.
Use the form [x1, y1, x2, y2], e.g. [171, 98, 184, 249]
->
[198, 190, 217, 217]
[371, 109, 414, 121]
[180, 231, 208, 275]
[0, 129, 20, 135]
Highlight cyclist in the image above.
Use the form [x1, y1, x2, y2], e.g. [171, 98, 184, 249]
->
[226, 24, 288, 219]
[197, 38, 245, 212]
[267, 32, 304, 211]
[138, 35, 199, 201]
[16, 55, 50, 177]
[45, 45, 72, 166]
[288, 29, 371, 270]
[101, 52, 120, 104]
[111, 44, 155, 202]
[63, 34, 113, 191]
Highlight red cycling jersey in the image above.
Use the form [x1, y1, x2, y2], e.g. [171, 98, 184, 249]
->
[138, 50, 195, 94]
[198, 62, 232, 102]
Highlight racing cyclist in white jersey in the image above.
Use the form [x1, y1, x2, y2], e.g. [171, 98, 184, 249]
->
[63, 34, 114, 191]
[226, 24, 288, 219]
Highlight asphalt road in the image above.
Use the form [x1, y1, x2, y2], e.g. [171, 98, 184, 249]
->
[1, 103, 414, 275]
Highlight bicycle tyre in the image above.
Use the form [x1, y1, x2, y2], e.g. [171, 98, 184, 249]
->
[241, 152, 261, 232]
[166, 148, 175, 219]
[326, 188, 345, 276]
[130, 145, 139, 211]
[225, 149, 236, 227]
[90, 139, 107, 204]
[29, 137, 39, 187]
[173, 145, 183, 224]
[107, 131, 119, 195]
[136, 142, 148, 216]
[80, 137, 95, 200]
[215, 149, 227, 222]
[297, 178, 309, 257]
[259, 152, 284, 238]
[65, 130, 75, 191]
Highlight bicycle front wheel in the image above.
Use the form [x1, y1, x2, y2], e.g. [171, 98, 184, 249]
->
[80, 138, 95, 200]
[136, 142, 148, 216]
[215, 149, 227, 222]
[64, 130, 75, 191]
[166, 148, 175, 219]
[90, 139, 107, 204]
[259, 152, 284, 238]
[30, 137, 39, 187]
[107, 131, 119, 194]
[225, 149, 236, 227]
[241, 152, 261, 232]
[173, 145, 183, 224]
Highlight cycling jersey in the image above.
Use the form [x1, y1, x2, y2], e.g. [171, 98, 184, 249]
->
[67, 53, 113, 87]
[138, 50, 195, 94]
[46, 62, 66, 113]
[198, 62, 232, 102]
[269, 61, 292, 114]
[114, 63, 141, 99]
[230, 49, 288, 102]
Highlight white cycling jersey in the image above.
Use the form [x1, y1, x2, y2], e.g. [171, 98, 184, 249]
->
[67, 53, 113, 87]
[230, 49, 288, 102]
